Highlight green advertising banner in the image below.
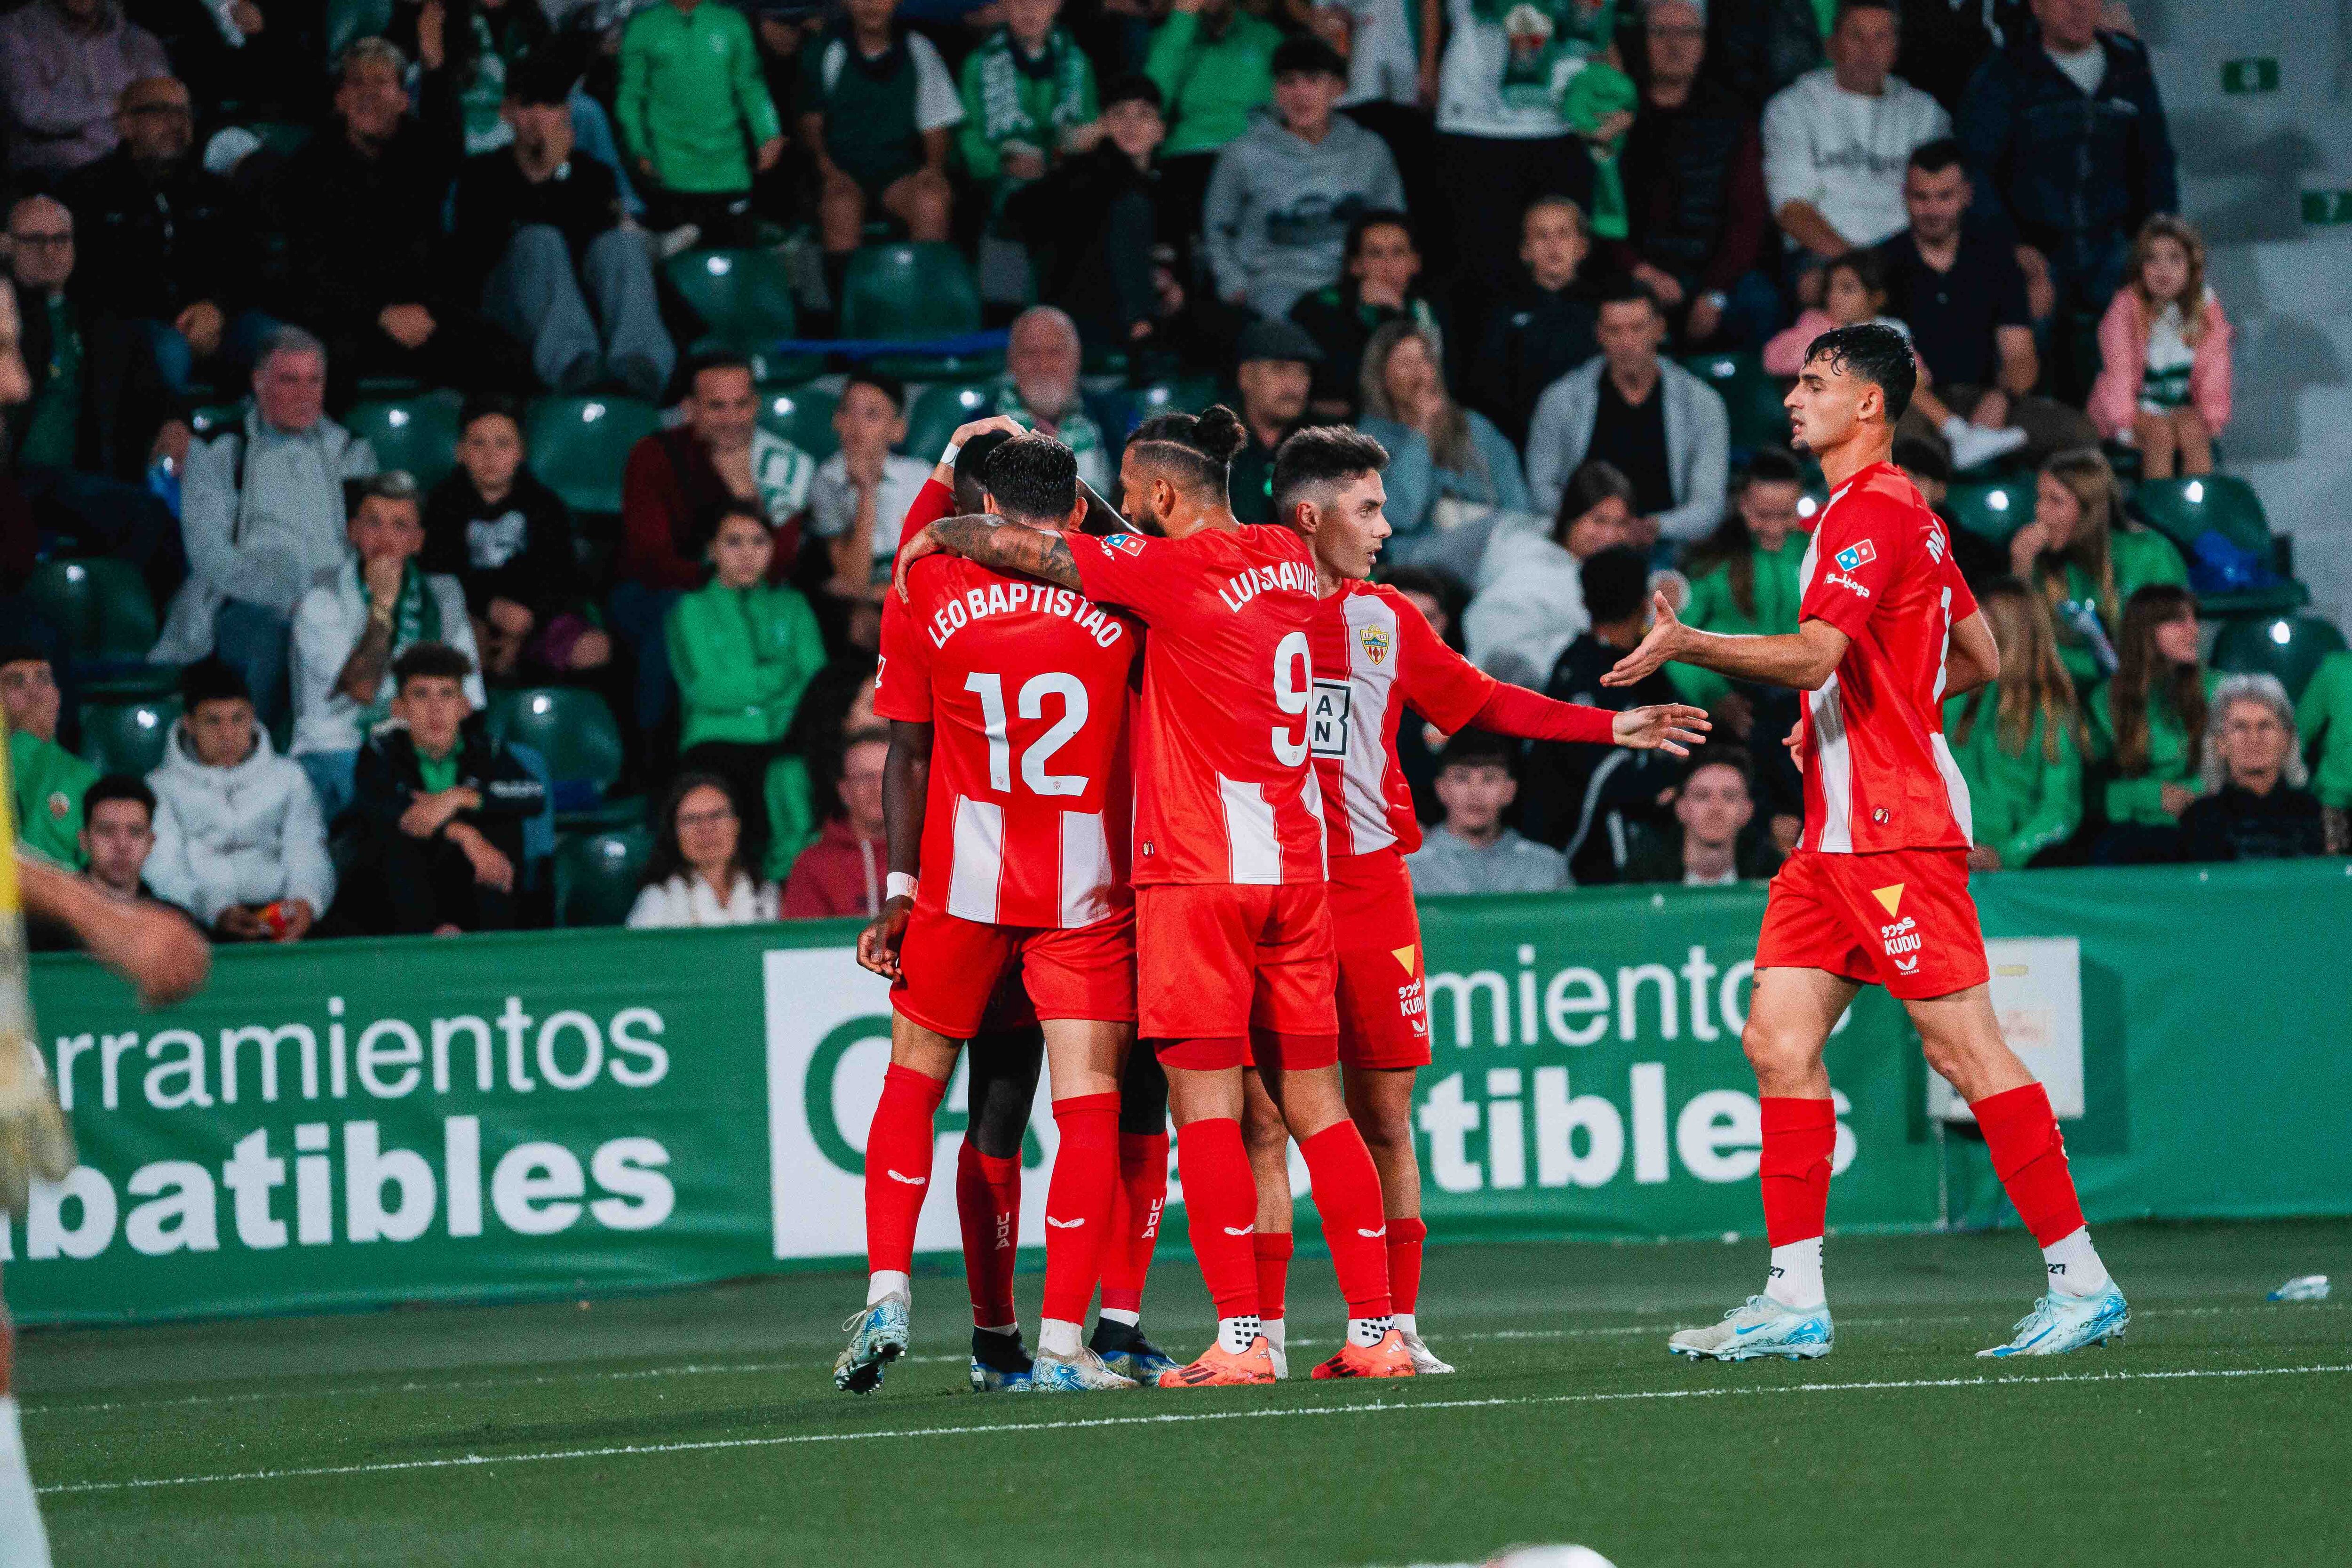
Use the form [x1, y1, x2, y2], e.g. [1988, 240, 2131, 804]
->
[16, 861, 2352, 1325]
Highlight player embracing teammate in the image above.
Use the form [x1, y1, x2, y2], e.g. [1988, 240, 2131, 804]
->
[1605, 322, 2129, 1360]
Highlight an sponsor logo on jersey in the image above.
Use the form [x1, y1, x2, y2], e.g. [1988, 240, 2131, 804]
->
[1825, 572, 1871, 598]
[1834, 540, 1876, 572]
[1216, 559, 1316, 613]
[1100, 532, 1147, 557]
[1309, 679, 1351, 758]
[1358, 623, 1391, 666]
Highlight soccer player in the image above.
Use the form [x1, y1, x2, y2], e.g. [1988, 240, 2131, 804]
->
[901, 406, 1412, 1384]
[840, 434, 1146, 1395]
[1603, 323, 2127, 1360]
[1252, 426, 1710, 1375]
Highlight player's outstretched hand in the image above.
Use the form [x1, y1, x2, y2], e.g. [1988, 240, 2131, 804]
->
[1601, 591, 1687, 688]
[894, 524, 943, 602]
[857, 896, 913, 980]
[1612, 703, 1711, 757]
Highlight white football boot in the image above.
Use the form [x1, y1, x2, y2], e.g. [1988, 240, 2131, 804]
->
[1667, 1295, 1834, 1361]
[1029, 1345, 1138, 1392]
[834, 1293, 911, 1394]
[1977, 1285, 2128, 1358]
[1399, 1329, 1455, 1374]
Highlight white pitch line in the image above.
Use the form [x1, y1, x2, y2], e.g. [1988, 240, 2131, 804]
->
[38, 1362, 2352, 1497]
[22, 1301, 2336, 1418]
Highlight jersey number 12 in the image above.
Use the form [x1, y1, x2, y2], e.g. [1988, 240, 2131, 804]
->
[965, 671, 1089, 796]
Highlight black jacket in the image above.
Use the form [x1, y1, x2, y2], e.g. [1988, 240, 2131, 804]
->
[1469, 275, 1600, 449]
[1621, 820, 1785, 884]
[1520, 632, 1685, 883]
[1605, 78, 1768, 299]
[1288, 283, 1446, 418]
[57, 145, 253, 321]
[1005, 144, 1168, 351]
[447, 151, 626, 302]
[2177, 783, 2326, 863]
[353, 720, 546, 844]
[8, 281, 176, 478]
[421, 466, 585, 623]
[269, 80, 465, 334]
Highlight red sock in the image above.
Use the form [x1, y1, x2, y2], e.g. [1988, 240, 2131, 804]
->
[1971, 1082, 2086, 1246]
[1297, 1121, 1391, 1319]
[1386, 1217, 1427, 1316]
[1253, 1232, 1294, 1322]
[1040, 1093, 1121, 1323]
[1100, 1130, 1168, 1315]
[954, 1141, 1022, 1328]
[1173, 1117, 1259, 1318]
[864, 1064, 947, 1274]
[1758, 1097, 1836, 1246]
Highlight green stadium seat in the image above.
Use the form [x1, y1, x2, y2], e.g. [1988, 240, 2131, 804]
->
[665, 248, 823, 383]
[2211, 613, 2349, 703]
[1942, 478, 2034, 548]
[553, 828, 652, 927]
[189, 400, 246, 439]
[79, 696, 181, 777]
[483, 686, 636, 827]
[24, 558, 158, 661]
[1678, 351, 1793, 454]
[1116, 376, 1224, 434]
[2128, 475, 2308, 618]
[902, 383, 996, 465]
[345, 389, 464, 489]
[759, 384, 839, 462]
[840, 243, 983, 342]
[525, 395, 663, 516]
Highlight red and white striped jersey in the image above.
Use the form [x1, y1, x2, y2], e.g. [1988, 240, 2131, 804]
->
[1793, 461, 1978, 855]
[1307, 582, 1498, 858]
[874, 548, 1140, 926]
[1066, 524, 1328, 886]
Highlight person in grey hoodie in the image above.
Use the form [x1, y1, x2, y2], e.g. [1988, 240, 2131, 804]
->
[1201, 36, 1405, 322]
[143, 657, 336, 942]
[1406, 730, 1570, 895]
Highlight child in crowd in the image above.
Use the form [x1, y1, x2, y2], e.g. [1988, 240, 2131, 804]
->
[1945, 578, 2085, 870]
[2010, 447, 2187, 686]
[628, 771, 780, 928]
[806, 371, 931, 608]
[1470, 195, 1601, 447]
[2090, 215, 2232, 478]
[2087, 583, 2218, 864]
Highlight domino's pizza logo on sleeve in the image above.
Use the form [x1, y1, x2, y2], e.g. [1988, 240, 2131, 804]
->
[1098, 533, 1149, 557]
[1835, 539, 1877, 573]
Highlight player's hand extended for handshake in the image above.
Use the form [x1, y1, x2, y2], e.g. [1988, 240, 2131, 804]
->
[1611, 703, 1712, 757]
[857, 896, 914, 981]
[1600, 591, 1686, 689]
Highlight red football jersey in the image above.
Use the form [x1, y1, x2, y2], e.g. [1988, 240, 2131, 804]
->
[1793, 461, 1979, 855]
[1308, 582, 1497, 857]
[875, 547, 1141, 926]
[1066, 524, 1327, 885]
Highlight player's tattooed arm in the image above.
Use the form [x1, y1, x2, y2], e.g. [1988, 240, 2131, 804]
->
[898, 513, 1082, 598]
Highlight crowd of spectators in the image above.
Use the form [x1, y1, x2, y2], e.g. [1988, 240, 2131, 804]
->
[4, 0, 2345, 944]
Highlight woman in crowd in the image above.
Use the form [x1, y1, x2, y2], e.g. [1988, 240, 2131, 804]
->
[1944, 578, 2084, 870]
[2090, 215, 2233, 479]
[1462, 459, 1635, 686]
[627, 772, 780, 928]
[1359, 320, 1530, 530]
[2088, 583, 2217, 863]
[2178, 675, 2326, 861]
[2011, 447, 2187, 686]
[422, 394, 611, 684]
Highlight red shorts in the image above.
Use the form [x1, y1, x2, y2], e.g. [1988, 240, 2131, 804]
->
[893, 904, 1136, 1038]
[1755, 846, 1990, 1000]
[1136, 882, 1338, 1071]
[1329, 850, 1432, 1071]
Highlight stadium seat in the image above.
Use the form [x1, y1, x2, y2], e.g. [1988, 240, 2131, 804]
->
[326, 0, 393, 57]
[759, 384, 840, 462]
[79, 695, 181, 777]
[1678, 351, 1792, 455]
[840, 243, 983, 342]
[483, 686, 638, 827]
[525, 395, 663, 516]
[1942, 479, 2034, 549]
[345, 389, 464, 489]
[664, 248, 823, 383]
[902, 383, 996, 464]
[24, 558, 158, 662]
[2211, 613, 2349, 702]
[1114, 376, 1224, 435]
[552, 828, 652, 927]
[2128, 475, 2308, 617]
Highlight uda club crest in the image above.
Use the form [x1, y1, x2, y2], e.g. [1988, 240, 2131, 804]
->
[1358, 624, 1391, 665]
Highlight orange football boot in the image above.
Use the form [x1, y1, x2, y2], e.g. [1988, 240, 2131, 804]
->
[1155, 1336, 1279, 1388]
[1310, 1329, 1417, 1379]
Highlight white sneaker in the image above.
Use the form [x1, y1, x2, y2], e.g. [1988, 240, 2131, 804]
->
[1977, 1285, 2128, 1358]
[1030, 1345, 1137, 1392]
[1667, 1295, 1834, 1361]
[1399, 1329, 1455, 1374]
[1945, 420, 2030, 471]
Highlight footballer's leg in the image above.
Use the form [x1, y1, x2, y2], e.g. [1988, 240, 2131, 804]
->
[1240, 1068, 1295, 1376]
[961, 1022, 1044, 1390]
[1156, 1060, 1278, 1385]
[1031, 1015, 1138, 1391]
[837, 1013, 961, 1393]
[1091, 1047, 1179, 1380]
[1668, 964, 1850, 1361]
[1344, 1066, 1446, 1373]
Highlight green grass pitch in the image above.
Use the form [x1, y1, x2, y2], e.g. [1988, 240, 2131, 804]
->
[24, 1218, 2349, 1567]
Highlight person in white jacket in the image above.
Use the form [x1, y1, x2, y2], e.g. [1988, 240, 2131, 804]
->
[1761, 0, 1948, 292]
[627, 772, 780, 929]
[144, 657, 336, 941]
[1464, 458, 1637, 686]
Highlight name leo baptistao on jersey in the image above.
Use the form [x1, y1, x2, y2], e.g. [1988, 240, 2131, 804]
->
[1793, 461, 1978, 854]
[1067, 524, 1328, 885]
[876, 548, 1141, 927]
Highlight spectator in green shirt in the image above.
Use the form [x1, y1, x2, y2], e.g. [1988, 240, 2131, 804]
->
[1671, 447, 1810, 709]
[1, 647, 97, 868]
[1144, 0, 1282, 236]
[2010, 446, 2186, 687]
[617, 0, 784, 245]
[2087, 583, 2217, 864]
[1944, 577, 2085, 871]
[799, 0, 963, 260]
[667, 502, 828, 866]
[2292, 648, 2352, 854]
[958, 0, 1100, 214]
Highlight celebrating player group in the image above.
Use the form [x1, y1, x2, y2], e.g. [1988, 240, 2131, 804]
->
[833, 316, 2124, 1399]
